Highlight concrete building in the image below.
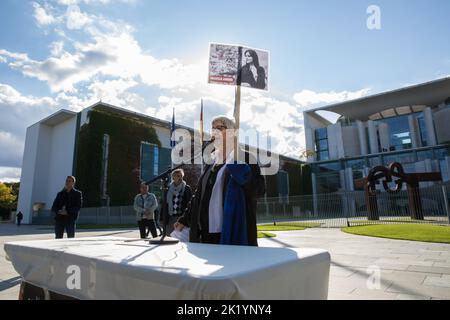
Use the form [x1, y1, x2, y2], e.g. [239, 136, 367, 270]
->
[18, 102, 305, 224]
[303, 77, 450, 195]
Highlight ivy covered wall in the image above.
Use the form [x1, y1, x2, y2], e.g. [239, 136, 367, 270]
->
[75, 109, 161, 207]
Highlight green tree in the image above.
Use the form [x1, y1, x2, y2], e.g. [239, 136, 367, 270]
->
[0, 182, 16, 219]
[0, 182, 16, 208]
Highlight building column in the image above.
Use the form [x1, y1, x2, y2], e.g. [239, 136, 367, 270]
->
[311, 173, 318, 216]
[408, 115, 420, 148]
[425, 158, 433, 187]
[378, 122, 390, 152]
[368, 120, 379, 154]
[346, 168, 356, 217]
[305, 127, 315, 161]
[327, 123, 344, 159]
[445, 156, 450, 182]
[424, 107, 437, 146]
[357, 121, 368, 155]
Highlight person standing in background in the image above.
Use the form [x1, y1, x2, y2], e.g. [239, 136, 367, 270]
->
[16, 211, 23, 226]
[164, 169, 192, 236]
[133, 183, 158, 239]
[51, 176, 83, 239]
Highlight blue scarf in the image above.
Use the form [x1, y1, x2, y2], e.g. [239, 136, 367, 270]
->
[220, 163, 251, 246]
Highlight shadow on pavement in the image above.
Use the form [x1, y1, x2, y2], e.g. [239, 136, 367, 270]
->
[0, 276, 21, 292]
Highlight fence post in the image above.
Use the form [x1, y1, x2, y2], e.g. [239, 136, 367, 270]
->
[344, 191, 350, 227]
[442, 184, 450, 225]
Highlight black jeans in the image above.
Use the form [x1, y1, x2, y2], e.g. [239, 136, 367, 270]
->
[138, 219, 157, 239]
[55, 218, 76, 239]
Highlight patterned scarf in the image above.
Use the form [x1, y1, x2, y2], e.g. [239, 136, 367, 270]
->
[167, 180, 186, 216]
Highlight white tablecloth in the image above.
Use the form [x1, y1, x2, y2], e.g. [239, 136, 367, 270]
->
[4, 237, 330, 300]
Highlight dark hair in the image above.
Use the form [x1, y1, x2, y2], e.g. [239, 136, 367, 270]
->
[244, 49, 260, 68]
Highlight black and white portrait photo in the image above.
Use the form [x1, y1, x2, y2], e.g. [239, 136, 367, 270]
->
[237, 48, 269, 90]
[208, 43, 269, 91]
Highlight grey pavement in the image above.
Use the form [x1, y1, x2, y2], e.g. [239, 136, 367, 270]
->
[1, 223, 450, 300]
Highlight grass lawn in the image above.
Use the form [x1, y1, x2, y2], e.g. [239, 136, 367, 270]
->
[342, 224, 450, 244]
[257, 221, 320, 231]
[349, 217, 439, 226]
[257, 232, 276, 238]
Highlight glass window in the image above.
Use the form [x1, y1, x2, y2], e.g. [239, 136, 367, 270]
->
[153, 146, 159, 176]
[315, 128, 328, 140]
[318, 161, 341, 172]
[382, 154, 398, 166]
[315, 128, 329, 161]
[368, 156, 381, 167]
[140, 142, 160, 181]
[318, 151, 329, 161]
[316, 172, 341, 193]
[434, 147, 449, 160]
[396, 152, 415, 164]
[376, 114, 414, 151]
[417, 150, 433, 161]
[318, 139, 328, 150]
[345, 159, 365, 170]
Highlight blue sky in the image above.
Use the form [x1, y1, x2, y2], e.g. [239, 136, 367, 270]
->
[1, 0, 450, 181]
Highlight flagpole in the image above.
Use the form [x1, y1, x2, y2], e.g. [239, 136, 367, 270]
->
[171, 107, 175, 169]
[200, 99, 204, 174]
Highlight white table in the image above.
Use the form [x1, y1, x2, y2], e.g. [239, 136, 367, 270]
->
[4, 237, 330, 300]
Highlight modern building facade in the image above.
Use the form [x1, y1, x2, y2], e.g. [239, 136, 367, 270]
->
[18, 102, 306, 224]
[303, 77, 450, 195]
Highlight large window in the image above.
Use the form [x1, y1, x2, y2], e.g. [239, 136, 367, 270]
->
[140, 142, 159, 182]
[377, 114, 412, 151]
[314, 128, 329, 161]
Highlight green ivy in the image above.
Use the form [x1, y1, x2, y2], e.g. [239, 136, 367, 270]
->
[75, 109, 161, 207]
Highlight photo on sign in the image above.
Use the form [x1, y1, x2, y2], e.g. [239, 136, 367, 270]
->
[208, 43, 269, 91]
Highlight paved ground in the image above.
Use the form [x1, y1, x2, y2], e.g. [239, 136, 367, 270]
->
[1, 224, 450, 300]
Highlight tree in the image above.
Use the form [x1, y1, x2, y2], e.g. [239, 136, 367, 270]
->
[5, 182, 19, 209]
[0, 182, 17, 220]
[0, 182, 16, 207]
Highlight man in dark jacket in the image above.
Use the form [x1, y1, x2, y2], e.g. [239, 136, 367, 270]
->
[174, 116, 265, 246]
[16, 211, 23, 226]
[51, 176, 83, 239]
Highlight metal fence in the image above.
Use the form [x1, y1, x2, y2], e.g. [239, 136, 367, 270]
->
[32, 183, 450, 228]
[256, 183, 450, 228]
[32, 206, 138, 225]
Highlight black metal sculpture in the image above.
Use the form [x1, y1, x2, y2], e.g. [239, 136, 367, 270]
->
[357, 162, 442, 220]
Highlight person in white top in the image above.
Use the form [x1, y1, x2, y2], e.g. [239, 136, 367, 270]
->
[174, 116, 266, 245]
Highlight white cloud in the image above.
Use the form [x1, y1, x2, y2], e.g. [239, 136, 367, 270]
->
[1, 2, 376, 166]
[0, 83, 84, 169]
[49, 41, 65, 56]
[0, 132, 24, 168]
[0, 22, 202, 93]
[33, 2, 59, 26]
[0, 167, 21, 183]
[293, 88, 371, 109]
[66, 4, 92, 30]
[57, 0, 137, 5]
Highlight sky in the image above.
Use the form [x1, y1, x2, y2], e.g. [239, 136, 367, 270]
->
[1, 0, 450, 182]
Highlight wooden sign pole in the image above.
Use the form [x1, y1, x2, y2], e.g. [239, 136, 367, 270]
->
[233, 85, 241, 162]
